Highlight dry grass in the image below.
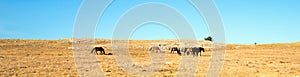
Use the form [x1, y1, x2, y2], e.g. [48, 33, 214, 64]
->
[0, 39, 299, 76]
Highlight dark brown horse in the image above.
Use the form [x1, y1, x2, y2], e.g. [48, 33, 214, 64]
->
[170, 47, 181, 55]
[91, 47, 105, 55]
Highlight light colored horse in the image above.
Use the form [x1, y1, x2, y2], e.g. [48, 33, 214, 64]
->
[149, 46, 161, 53]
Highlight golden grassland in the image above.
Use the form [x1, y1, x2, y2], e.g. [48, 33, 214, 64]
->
[0, 39, 299, 77]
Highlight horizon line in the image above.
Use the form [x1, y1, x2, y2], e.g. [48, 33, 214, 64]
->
[0, 38, 299, 44]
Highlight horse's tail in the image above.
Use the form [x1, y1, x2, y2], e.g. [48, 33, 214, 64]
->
[91, 48, 95, 53]
[149, 47, 152, 51]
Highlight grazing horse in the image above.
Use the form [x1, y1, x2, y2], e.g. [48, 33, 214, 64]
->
[191, 47, 205, 56]
[180, 47, 188, 55]
[170, 47, 181, 55]
[149, 46, 161, 53]
[184, 47, 195, 56]
[91, 47, 105, 55]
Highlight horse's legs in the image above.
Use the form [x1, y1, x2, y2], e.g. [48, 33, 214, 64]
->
[199, 51, 201, 56]
[176, 50, 181, 55]
[177, 50, 181, 55]
[93, 50, 97, 55]
[193, 51, 195, 56]
[192, 51, 195, 57]
[100, 50, 105, 55]
[98, 51, 100, 55]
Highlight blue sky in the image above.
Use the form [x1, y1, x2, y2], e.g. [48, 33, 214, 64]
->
[0, 0, 299, 44]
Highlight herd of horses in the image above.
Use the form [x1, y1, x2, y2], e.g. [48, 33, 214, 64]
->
[91, 45, 205, 57]
[150, 46, 205, 56]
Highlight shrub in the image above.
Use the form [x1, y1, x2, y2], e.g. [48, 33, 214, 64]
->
[204, 36, 213, 41]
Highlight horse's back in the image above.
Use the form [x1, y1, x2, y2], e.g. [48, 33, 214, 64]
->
[95, 47, 104, 51]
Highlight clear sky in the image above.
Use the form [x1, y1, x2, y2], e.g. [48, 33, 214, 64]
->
[0, 0, 299, 44]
